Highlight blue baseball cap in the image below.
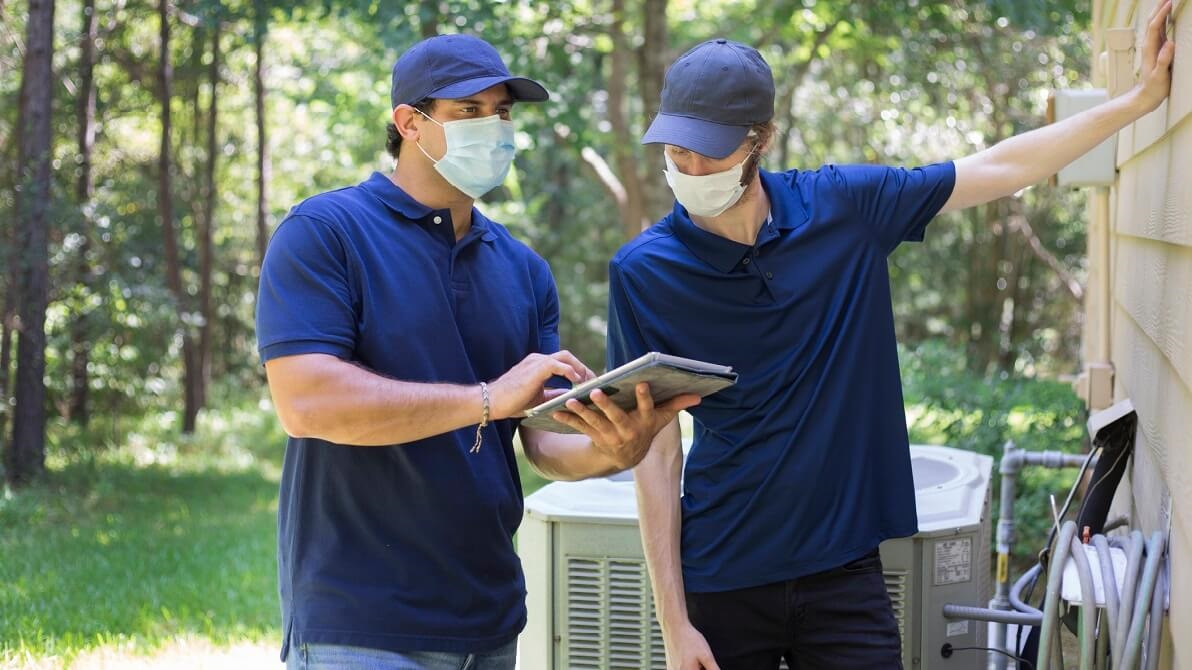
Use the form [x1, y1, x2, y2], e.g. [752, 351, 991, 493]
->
[390, 34, 549, 109]
[642, 39, 774, 159]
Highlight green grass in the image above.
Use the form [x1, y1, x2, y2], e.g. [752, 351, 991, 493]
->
[0, 392, 562, 666]
[0, 393, 287, 665]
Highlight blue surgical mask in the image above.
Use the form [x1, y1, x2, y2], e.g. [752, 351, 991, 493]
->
[415, 111, 516, 199]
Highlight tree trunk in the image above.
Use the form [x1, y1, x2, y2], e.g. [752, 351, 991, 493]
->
[158, 0, 199, 434]
[196, 20, 219, 412]
[608, 0, 647, 238]
[6, 0, 55, 487]
[967, 201, 1007, 374]
[418, 0, 438, 38]
[0, 202, 16, 460]
[637, 0, 668, 224]
[254, 7, 270, 271]
[69, 0, 98, 426]
[1000, 232, 1029, 371]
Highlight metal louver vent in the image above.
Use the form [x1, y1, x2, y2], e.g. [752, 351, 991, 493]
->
[566, 557, 666, 669]
[884, 569, 909, 649]
[566, 560, 911, 669]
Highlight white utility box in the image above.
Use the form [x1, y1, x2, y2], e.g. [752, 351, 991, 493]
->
[1052, 89, 1116, 187]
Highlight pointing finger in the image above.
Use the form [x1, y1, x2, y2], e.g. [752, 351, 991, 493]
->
[547, 360, 583, 383]
[550, 350, 596, 381]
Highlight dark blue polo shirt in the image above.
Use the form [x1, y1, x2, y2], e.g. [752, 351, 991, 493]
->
[256, 172, 560, 658]
[607, 163, 955, 592]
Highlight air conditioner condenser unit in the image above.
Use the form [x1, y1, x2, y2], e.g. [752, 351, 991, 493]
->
[519, 444, 993, 670]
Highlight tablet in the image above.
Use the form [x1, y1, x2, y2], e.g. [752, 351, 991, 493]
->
[520, 352, 737, 434]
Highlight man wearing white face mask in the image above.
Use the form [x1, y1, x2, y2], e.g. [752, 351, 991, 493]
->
[257, 33, 697, 670]
[611, 21, 1174, 670]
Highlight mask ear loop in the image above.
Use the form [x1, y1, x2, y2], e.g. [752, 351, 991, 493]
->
[412, 109, 445, 164]
[739, 133, 764, 188]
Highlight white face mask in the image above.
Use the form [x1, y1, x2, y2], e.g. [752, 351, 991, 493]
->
[663, 152, 749, 218]
[415, 111, 516, 199]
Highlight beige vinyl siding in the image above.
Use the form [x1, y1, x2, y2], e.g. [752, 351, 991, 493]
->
[1091, 0, 1191, 668]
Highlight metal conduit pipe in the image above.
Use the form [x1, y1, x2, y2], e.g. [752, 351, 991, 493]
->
[1009, 563, 1044, 616]
[991, 442, 1095, 670]
[1121, 531, 1166, 670]
[1145, 560, 1168, 670]
[1037, 521, 1079, 670]
[1094, 615, 1109, 670]
[1066, 535, 1096, 670]
[942, 603, 1043, 626]
[1114, 531, 1147, 657]
[1091, 534, 1121, 669]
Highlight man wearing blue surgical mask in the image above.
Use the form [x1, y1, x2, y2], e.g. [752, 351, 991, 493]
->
[257, 34, 697, 670]
[613, 15, 1174, 670]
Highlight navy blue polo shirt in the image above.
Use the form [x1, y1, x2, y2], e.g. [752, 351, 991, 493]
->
[256, 172, 560, 658]
[607, 163, 955, 592]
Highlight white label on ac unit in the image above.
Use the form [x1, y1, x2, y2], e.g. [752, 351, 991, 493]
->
[946, 620, 970, 637]
[933, 538, 972, 585]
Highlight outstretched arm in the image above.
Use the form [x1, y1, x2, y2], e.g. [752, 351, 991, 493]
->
[941, 0, 1175, 215]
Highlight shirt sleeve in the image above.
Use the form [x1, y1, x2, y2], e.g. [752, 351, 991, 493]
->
[532, 259, 562, 356]
[606, 260, 651, 371]
[829, 161, 956, 254]
[255, 214, 358, 364]
[530, 255, 572, 389]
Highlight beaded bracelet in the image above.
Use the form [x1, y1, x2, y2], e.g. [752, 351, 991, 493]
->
[470, 381, 490, 453]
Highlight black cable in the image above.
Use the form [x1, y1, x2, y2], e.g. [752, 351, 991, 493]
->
[1039, 445, 1101, 565]
[940, 643, 1034, 669]
[1079, 442, 1131, 522]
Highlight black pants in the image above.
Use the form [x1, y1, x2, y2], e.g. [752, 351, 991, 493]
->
[685, 549, 903, 670]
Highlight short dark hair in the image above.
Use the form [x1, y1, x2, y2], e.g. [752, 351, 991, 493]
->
[386, 98, 435, 160]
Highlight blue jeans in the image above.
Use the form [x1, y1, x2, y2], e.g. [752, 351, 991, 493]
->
[285, 640, 517, 670]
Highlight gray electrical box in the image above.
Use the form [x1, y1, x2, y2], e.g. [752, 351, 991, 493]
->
[1052, 89, 1116, 187]
[519, 444, 993, 670]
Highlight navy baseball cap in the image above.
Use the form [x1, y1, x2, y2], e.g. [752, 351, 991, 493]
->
[390, 34, 549, 109]
[642, 38, 774, 159]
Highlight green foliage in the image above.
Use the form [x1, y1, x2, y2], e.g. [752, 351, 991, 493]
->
[1, 0, 1105, 657]
[2, 0, 1096, 431]
[902, 340, 1089, 567]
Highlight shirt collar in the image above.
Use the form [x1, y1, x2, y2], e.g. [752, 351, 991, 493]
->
[361, 172, 496, 243]
[669, 169, 807, 273]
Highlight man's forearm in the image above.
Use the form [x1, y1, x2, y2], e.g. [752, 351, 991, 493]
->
[635, 420, 689, 629]
[265, 353, 484, 446]
[945, 91, 1150, 213]
[519, 428, 619, 481]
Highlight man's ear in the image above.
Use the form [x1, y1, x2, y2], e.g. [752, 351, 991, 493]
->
[392, 104, 422, 141]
